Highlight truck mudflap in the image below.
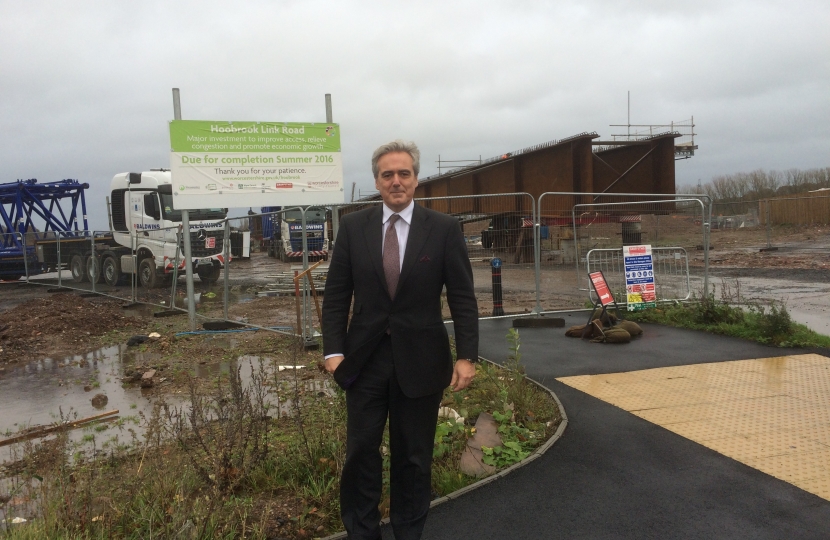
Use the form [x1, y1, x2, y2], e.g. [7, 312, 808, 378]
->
[163, 253, 230, 273]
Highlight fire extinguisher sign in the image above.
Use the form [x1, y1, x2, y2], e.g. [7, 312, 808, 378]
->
[623, 244, 656, 311]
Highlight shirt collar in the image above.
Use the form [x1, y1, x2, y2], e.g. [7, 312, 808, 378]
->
[382, 200, 414, 225]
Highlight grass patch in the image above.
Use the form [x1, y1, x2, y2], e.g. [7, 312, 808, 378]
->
[627, 295, 830, 348]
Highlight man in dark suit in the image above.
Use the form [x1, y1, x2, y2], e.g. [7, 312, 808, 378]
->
[322, 140, 479, 540]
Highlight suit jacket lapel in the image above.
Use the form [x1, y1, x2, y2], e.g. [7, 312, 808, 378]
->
[361, 205, 386, 292]
[396, 204, 432, 297]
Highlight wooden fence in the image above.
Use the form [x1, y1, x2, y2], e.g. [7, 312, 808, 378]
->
[759, 192, 830, 226]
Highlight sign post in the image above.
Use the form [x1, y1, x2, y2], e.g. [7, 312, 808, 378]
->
[623, 244, 656, 311]
[584, 270, 623, 337]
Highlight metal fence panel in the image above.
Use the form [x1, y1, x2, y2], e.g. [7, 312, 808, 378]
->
[586, 247, 691, 305]
[538, 193, 710, 311]
[413, 193, 537, 318]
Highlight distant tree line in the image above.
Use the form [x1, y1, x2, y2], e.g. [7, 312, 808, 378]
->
[679, 167, 830, 214]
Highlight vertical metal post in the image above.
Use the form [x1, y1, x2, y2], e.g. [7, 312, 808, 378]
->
[571, 205, 581, 287]
[131, 233, 137, 303]
[223, 219, 230, 320]
[90, 232, 96, 293]
[702, 198, 711, 296]
[170, 225, 182, 308]
[533, 195, 542, 314]
[172, 88, 182, 124]
[20, 233, 29, 283]
[182, 212, 197, 330]
[57, 232, 62, 287]
[325, 95, 338, 258]
[173, 87, 197, 331]
[491, 258, 504, 316]
[301, 207, 313, 346]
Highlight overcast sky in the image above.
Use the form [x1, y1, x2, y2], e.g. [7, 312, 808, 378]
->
[2, 0, 828, 229]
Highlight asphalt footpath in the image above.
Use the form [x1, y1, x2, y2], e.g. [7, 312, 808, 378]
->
[381, 315, 830, 539]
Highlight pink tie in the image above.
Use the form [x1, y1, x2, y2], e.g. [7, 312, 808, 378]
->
[383, 214, 401, 299]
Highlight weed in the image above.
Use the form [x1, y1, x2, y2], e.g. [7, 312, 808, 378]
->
[749, 301, 793, 344]
[629, 293, 830, 348]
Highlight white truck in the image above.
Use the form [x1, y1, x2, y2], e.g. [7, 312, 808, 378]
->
[103, 169, 228, 287]
[266, 207, 330, 262]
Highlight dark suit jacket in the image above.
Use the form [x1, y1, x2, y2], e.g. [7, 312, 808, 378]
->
[322, 203, 479, 398]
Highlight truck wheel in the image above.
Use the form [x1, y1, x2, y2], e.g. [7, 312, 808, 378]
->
[102, 255, 122, 287]
[197, 264, 221, 284]
[86, 255, 102, 284]
[70, 254, 86, 283]
[138, 258, 161, 288]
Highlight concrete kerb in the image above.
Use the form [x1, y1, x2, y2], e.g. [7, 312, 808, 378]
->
[319, 357, 569, 540]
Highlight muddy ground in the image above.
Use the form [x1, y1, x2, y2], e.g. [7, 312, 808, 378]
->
[0, 224, 827, 384]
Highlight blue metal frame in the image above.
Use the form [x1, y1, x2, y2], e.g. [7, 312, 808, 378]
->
[0, 179, 89, 277]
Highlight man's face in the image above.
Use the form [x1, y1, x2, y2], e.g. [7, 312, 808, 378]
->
[375, 151, 417, 212]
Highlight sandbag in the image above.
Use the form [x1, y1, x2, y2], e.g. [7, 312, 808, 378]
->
[616, 320, 643, 336]
[566, 321, 603, 339]
[565, 324, 587, 338]
[591, 327, 631, 344]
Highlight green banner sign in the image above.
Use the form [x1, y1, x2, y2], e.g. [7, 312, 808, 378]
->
[169, 120, 343, 210]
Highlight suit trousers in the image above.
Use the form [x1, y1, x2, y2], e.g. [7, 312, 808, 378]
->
[341, 335, 443, 540]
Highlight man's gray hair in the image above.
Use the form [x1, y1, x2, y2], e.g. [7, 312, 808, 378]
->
[371, 140, 420, 179]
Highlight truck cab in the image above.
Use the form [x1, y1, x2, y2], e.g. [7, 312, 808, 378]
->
[107, 170, 227, 287]
[267, 207, 330, 262]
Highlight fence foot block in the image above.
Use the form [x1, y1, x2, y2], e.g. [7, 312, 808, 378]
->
[203, 320, 245, 330]
[154, 310, 185, 318]
[512, 317, 565, 328]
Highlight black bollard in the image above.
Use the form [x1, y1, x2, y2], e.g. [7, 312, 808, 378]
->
[491, 257, 505, 316]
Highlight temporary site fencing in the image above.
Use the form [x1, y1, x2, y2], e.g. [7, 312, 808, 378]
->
[540, 195, 710, 308]
[711, 193, 829, 251]
[5, 193, 717, 341]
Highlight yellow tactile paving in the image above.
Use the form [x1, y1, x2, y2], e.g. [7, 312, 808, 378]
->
[557, 354, 830, 501]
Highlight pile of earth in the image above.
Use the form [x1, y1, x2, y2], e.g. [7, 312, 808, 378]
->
[0, 293, 141, 364]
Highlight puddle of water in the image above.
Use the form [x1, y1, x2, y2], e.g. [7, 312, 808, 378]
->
[0, 342, 331, 523]
[0, 345, 153, 437]
[0, 346, 332, 459]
